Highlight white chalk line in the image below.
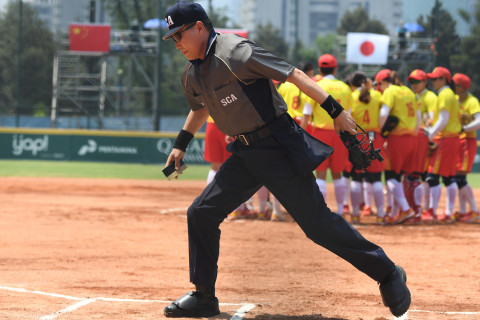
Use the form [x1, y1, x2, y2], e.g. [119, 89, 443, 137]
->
[0, 286, 255, 320]
[158, 207, 188, 215]
[410, 309, 480, 315]
[40, 298, 97, 320]
[391, 309, 480, 320]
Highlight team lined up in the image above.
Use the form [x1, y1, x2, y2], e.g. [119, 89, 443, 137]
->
[278, 54, 480, 225]
[203, 53, 480, 225]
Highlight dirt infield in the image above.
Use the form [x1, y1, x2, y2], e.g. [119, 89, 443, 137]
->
[1, 177, 479, 320]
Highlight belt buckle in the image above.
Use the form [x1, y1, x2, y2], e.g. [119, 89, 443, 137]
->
[238, 134, 249, 146]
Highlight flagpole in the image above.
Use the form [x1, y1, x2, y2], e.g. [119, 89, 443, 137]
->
[154, 0, 163, 131]
[15, 0, 23, 128]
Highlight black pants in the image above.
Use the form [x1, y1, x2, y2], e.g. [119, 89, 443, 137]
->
[187, 133, 395, 287]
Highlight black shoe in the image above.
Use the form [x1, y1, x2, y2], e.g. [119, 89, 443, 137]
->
[379, 265, 411, 317]
[164, 291, 220, 318]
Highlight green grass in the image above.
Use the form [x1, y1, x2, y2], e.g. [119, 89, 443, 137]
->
[0, 160, 210, 180]
[2, 160, 480, 188]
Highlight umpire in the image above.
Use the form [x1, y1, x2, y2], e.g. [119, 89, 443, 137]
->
[162, 0, 410, 318]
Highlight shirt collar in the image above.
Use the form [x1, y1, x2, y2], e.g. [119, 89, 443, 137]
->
[437, 85, 449, 93]
[189, 29, 217, 66]
[323, 74, 335, 80]
[417, 88, 427, 99]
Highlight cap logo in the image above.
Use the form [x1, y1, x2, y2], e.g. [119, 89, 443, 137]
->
[166, 16, 174, 27]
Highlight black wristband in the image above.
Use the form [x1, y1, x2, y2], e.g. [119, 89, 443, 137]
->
[321, 95, 344, 119]
[173, 129, 194, 152]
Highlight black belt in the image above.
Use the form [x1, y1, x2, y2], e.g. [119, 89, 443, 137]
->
[235, 125, 272, 146]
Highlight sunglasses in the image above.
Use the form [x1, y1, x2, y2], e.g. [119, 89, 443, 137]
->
[430, 77, 441, 81]
[409, 79, 421, 85]
[171, 23, 196, 42]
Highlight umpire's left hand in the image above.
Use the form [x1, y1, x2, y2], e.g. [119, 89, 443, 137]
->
[334, 111, 357, 135]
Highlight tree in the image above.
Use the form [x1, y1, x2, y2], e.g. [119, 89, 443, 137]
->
[451, 0, 480, 97]
[337, 6, 388, 35]
[254, 22, 289, 61]
[104, 0, 166, 29]
[0, 2, 55, 115]
[417, 0, 460, 69]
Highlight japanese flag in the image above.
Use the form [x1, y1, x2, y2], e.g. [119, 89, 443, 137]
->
[346, 33, 390, 65]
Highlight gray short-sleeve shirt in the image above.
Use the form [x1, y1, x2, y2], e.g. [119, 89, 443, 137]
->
[182, 33, 295, 136]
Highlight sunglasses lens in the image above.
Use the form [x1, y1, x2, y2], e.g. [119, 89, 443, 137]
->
[409, 80, 420, 85]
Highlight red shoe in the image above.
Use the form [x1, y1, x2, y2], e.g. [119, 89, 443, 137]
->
[438, 214, 456, 224]
[422, 208, 437, 222]
[394, 209, 414, 225]
[343, 204, 350, 215]
[458, 211, 479, 223]
[227, 207, 257, 220]
[385, 215, 397, 225]
[454, 211, 462, 221]
[361, 205, 372, 216]
[405, 215, 422, 225]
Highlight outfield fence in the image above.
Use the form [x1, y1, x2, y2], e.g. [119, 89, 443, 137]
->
[3, 128, 480, 173]
[0, 128, 207, 164]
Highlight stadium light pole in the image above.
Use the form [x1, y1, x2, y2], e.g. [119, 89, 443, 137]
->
[154, 0, 163, 131]
[15, 0, 23, 128]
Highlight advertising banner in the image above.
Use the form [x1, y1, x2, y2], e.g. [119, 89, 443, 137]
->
[0, 131, 207, 164]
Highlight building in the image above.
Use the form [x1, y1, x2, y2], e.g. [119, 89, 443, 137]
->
[238, 0, 403, 47]
[21, 0, 109, 37]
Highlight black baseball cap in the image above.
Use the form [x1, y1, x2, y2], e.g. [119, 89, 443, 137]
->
[162, 0, 208, 40]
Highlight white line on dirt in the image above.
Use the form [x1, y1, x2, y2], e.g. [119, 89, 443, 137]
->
[410, 309, 480, 315]
[40, 298, 97, 320]
[158, 207, 189, 215]
[230, 303, 256, 320]
[0, 285, 255, 320]
[0, 286, 83, 301]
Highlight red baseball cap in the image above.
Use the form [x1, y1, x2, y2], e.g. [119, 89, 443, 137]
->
[407, 69, 426, 81]
[453, 73, 471, 90]
[375, 69, 391, 83]
[318, 54, 337, 68]
[426, 66, 452, 82]
[375, 69, 391, 92]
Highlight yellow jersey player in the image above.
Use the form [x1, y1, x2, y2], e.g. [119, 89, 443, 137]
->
[425, 67, 461, 223]
[453, 73, 480, 222]
[278, 62, 314, 132]
[376, 69, 417, 224]
[349, 71, 386, 224]
[302, 54, 353, 215]
[405, 69, 437, 223]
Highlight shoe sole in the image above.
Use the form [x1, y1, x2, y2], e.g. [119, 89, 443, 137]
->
[164, 309, 220, 318]
[395, 212, 414, 225]
[389, 266, 411, 317]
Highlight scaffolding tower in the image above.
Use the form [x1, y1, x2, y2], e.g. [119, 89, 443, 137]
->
[51, 30, 158, 130]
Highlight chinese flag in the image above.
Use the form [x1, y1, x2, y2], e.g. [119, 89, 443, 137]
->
[216, 28, 248, 38]
[69, 24, 111, 52]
